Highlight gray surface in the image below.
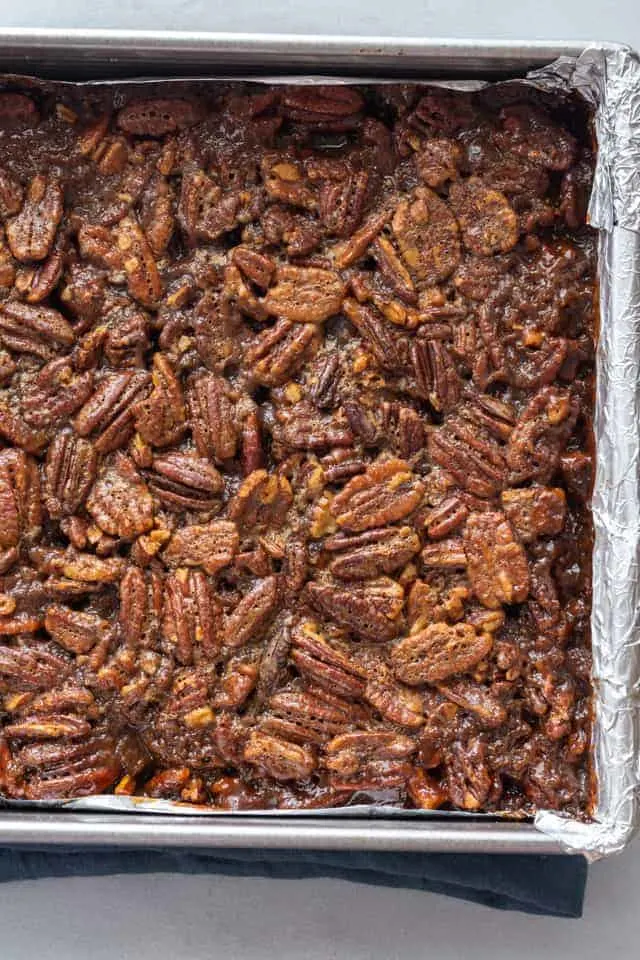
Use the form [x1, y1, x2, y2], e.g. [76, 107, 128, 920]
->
[2, 0, 640, 953]
[0, 842, 638, 957]
[0, 1, 635, 49]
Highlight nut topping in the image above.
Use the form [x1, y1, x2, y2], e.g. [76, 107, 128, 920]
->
[0, 79, 594, 815]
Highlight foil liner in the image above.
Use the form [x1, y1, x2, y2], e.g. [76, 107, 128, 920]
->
[1, 46, 639, 859]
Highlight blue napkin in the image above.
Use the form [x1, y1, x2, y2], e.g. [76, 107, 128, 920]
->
[0, 846, 586, 917]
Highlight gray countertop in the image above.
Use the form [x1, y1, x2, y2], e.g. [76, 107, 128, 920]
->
[2, 2, 640, 954]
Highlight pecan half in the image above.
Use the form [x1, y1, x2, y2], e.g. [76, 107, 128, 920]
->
[261, 266, 345, 323]
[0, 301, 74, 360]
[306, 576, 404, 642]
[362, 660, 424, 728]
[162, 519, 239, 574]
[412, 339, 461, 412]
[506, 386, 580, 482]
[162, 569, 222, 664]
[463, 512, 530, 608]
[115, 216, 163, 307]
[279, 86, 364, 129]
[0, 449, 42, 551]
[133, 353, 186, 448]
[6, 174, 63, 262]
[117, 98, 203, 137]
[289, 622, 366, 698]
[330, 458, 424, 532]
[0, 639, 71, 692]
[267, 686, 363, 743]
[391, 622, 492, 685]
[244, 730, 316, 781]
[146, 452, 222, 511]
[428, 417, 507, 499]
[500, 486, 566, 542]
[325, 526, 420, 580]
[44, 605, 110, 655]
[245, 319, 320, 387]
[324, 730, 415, 789]
[391, 187, 460, 284]
[187, 371, 237, 463]
[87, 453, 154, 540]
[22, 358, 93, 430]
[44, 431, 97, 519]
[222, 576, 279, 649]
[113, 569, 159, 655]
[73, 370, 151, 454]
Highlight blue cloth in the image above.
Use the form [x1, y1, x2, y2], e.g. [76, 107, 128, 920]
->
[0, 846, 587, 917]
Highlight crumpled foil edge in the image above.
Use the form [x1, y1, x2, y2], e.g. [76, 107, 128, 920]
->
[520, 46, 640, 860]
[1, 49, 639, 859]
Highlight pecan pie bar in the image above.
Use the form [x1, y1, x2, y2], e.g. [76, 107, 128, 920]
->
[0, 82, 595, 813]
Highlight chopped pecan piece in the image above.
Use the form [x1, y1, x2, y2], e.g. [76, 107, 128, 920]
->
[227, 470, 292, 531]
[416, 138, 463, 188]
[437, 679, 507, 727]
[407, 767, 448, 809]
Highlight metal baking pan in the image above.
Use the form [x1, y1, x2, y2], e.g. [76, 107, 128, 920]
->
[0, 29, 631, 855]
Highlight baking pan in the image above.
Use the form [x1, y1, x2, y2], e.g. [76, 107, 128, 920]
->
[0, 30, 636, 855]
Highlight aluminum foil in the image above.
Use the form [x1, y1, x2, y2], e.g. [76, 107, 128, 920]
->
[1, 46, 639, 859]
